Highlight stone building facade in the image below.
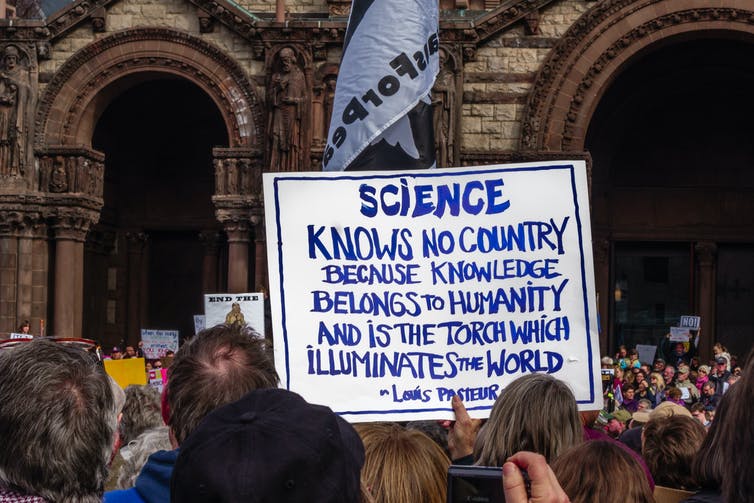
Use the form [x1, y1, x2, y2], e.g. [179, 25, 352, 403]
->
[1, 0, 753, 359]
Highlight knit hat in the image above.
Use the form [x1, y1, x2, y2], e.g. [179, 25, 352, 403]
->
[171, 388, 364, 503]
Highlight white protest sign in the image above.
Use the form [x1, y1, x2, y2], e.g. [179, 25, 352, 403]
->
[9, 333, 33, 340]
[669, 327, 691, 342]
[193, 315, 206, 335]
[140, 329, 179, 359]
[264, 161, 601, 422]
[203, 293, 265, 337]
[636, 344, 657, 365]
[679, 316, 700, 330]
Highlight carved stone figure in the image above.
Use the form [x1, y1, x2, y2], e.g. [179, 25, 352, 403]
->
[225, 158, 238, 194]
[268, 47, 306, 172]
[49, 156, 68, 192]
[214, 158, 226, 195]
[0, 45, 31, 176]
[432, 49, 456, 168]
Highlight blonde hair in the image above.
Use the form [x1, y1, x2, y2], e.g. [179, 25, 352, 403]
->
[650, 372, 666, 392]
[475, 373, 582, 465]
[355, 422, 449, 503]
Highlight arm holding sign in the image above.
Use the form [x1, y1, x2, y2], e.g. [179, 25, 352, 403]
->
[440, 395, 481, 463]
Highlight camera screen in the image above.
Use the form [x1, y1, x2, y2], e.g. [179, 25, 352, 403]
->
[447, 465, 504, 503]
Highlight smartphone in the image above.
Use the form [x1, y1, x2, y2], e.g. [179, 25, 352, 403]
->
[447, 465, 505, 503]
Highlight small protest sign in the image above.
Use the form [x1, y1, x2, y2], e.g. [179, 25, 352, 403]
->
[104, 358, 147, 388]
[203, 293, 265, 336]
[679, 316, 700, 330]
[193, 315, 206, 335]
[636, 344, 657, 365]
[140, 329, 179, 359]
[264, 161, 600, 421]
[669, 327, 691, 342]
[9, 333, 33, 340]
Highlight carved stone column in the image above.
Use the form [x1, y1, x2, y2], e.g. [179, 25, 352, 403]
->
[38, 147, 105, 338]
[695, 242, 717, 361]
[592, 237, 610, 353]
[51, 214, 92, 338]
[252, 216, 267, 295]
[212, 148, 264, 294]
[221, 217, 250, 293]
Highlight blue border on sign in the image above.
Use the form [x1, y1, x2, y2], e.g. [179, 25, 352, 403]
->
[270, 163, 596, 416]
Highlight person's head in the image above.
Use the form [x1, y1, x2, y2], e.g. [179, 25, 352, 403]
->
[167, 323, 279, 444]
[111, 346, 122, 360]
[600, 356, 613, 368]
[171, 388, 364, 503]
[605, 417, 626, 438]
[636, 398, 652, 413]
[653, 358, 666, 371]
[637, 379, 649, 392]
[634, 369, 646, 385]
[650, 372, 665, 391]
[622, 384, 635, 401]
[642, 415, 707, 490]
[665, 386, 682, 402]
[672, 342, 685, 356]
[689, 402, 709, 425]
[153, 359, 163, 369]
[116, 426, 172, 489]
[676, 364, 690, 382]
[715, 357, 728, 373]
[0, 339, 118, 502]
[697, 365, 710, 379]
[702, 381, 715, 397]
[475, 373, 582, 465]
[712, 342, 727, 355]
[663, 365, 675, 384]
[552, 440, 653, 503]
[124, 345, 136, 358]
[18, 320, 30, 333]
[629, 348, 639, 361]
[355, 422, 449, 503]
[119, 385, 163, 446]
[617, 345, 627, 358]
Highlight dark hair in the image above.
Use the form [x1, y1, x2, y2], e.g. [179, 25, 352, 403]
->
[552, 440, 653, 503]
[0, 339, 116, 502]
[642, 415, 707, 489]
[167, 324, 279, 444]
[719, 352, 754, 502]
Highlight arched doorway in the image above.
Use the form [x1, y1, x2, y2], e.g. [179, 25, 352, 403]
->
[36, 28, 263, 342]
[586, 37, 754, 358]
[84, 77, 228, 347]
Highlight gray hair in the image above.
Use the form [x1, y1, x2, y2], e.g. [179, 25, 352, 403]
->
[116, 426, 172, 489]
[0, 339, 117, 502]
[475, 373, 582, 466]
[119, 385, 163, 445]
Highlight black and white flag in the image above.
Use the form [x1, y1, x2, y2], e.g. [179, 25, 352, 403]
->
[322, 0, 439, 172]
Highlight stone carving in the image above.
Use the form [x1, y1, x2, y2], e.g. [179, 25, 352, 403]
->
[38, 151, 104, 196]
[268, 47, 306, 172]
[432, 48, 457, 168]
[0, 45, 32, 177]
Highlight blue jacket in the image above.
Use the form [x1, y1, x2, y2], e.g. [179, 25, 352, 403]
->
[104, 449, 178, 503]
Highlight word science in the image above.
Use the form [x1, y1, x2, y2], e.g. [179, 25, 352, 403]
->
[264, 162, 601, 422]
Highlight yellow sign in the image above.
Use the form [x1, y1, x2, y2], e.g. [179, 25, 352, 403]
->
[104, 358, 147, 388]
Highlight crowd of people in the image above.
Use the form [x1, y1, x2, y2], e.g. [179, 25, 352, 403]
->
[0, 326, 751, 503]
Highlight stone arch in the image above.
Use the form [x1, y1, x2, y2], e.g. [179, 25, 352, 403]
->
[36, 27, 263, 149]
[520, 0, 754, 151]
